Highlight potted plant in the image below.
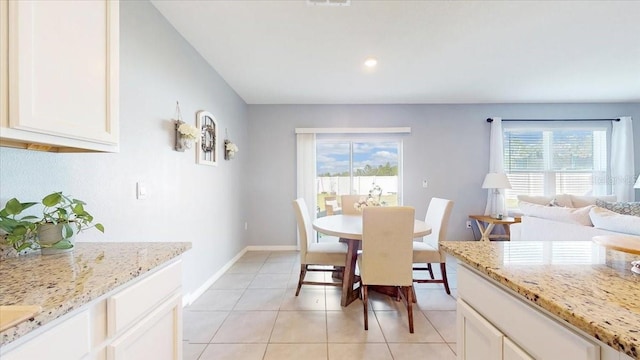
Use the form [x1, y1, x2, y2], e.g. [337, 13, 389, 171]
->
[38, 192, 104, 254]
[0, 192, 104, 255]
[0, 199, 39, 252]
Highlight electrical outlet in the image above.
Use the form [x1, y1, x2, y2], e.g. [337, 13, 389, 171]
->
[422, 180, 428, 188]
[466, 220, 472, 229]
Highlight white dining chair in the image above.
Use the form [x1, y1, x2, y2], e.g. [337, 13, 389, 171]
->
[359, 206, 416, 333]
[412, 197, 454, 294]
[293, 198, 349, 296]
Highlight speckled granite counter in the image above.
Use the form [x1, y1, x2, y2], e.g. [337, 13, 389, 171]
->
[0, 242, 191, 346]
[441, 240, 640, 359]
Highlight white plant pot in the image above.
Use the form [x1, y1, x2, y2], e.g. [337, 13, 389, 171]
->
[37, 223, 75, 255]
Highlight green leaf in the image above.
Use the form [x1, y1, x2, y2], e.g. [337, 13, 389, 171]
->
[0, 218, 19, 232]
[12, 226, 27, 236]
[72, 203, 85, 215]
[5, 198, 23, 215]
[42, 192, 63, 207]
[62, 223, 74, 239]
[51, 239, 73, 249]
[95, 223, 105, 233]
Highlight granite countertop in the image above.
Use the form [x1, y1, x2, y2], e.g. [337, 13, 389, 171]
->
[441, 240, 640, 359]
[0, 242, 191, 346]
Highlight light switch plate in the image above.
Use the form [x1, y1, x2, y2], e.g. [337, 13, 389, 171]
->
[136, 182, 147, 200]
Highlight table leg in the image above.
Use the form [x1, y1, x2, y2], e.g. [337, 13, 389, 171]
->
[340, 238, 360, 307]
[475, 220, 495, 242]
[503, 223, 511, 237]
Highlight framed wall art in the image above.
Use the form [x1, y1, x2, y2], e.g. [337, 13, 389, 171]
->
[196, 110, 218, 166]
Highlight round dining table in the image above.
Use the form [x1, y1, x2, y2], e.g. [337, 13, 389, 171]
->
[312, 214, 431, 307]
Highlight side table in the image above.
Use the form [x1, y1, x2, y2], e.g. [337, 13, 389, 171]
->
[468, 215, 521, 241]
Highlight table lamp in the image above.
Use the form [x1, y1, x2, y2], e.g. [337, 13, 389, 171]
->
[482, 172, 512, 219]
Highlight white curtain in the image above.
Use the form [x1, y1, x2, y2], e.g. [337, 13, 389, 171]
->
[296, 132, 316, 248]
[485, 117, 505, 215]
[611, 116, 634, 201]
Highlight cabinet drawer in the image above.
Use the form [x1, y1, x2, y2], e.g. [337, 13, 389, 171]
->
[3, 310, 90, 360]
[458, 265, 599, 360]
[107, 260, 181, 337]
[107, 293, 182, 360]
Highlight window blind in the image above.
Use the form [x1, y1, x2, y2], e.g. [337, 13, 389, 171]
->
[502, 122, 610, 206]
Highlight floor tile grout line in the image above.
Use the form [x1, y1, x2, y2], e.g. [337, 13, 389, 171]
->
[186, 251, 458, 359]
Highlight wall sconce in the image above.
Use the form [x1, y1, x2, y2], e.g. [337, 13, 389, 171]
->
[173, 101, 199, 152]
[224, 128, 238, 160]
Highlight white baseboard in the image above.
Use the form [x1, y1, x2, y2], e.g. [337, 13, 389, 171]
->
[182, 248, 247, 306]
[246, 245, 298, 251]
[182, 245, 298, 306]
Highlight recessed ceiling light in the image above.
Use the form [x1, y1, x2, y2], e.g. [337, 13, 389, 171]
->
[364, 58, 378, 68]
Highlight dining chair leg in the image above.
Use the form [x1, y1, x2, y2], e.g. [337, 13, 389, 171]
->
[362, 285, 369, 331]
[440, 263, 451, 295]
[295, 265, 306, 296]
[427, 263, 435, 279]
[411, 285, 417, 304]
[406, 286, 414, 333]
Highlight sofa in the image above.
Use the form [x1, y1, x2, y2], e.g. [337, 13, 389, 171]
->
[510, 194, 640, 241]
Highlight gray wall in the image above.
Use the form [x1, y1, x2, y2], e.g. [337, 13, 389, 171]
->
[246, 103, 640, 245]
[0, 1, 249, 300]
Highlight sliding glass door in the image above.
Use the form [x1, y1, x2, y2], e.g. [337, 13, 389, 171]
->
[315, 136, 402, 217]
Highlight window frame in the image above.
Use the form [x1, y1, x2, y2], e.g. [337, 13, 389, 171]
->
[502, 121, 612, 207]
[316, 133, 404, 206]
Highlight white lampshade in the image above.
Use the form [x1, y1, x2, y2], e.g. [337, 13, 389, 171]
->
[634, 175, 640, 189]
[482, 173, 512, 190]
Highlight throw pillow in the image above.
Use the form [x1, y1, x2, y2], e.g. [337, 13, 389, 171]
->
[517, 195, 573, 207]
[589, 207, 640, 236]
[518, 201, 594, 226]
[595, 199, 640, 217]
[570, 195, 617, 208]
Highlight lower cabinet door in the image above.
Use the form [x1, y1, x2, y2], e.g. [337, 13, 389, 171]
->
[504, 338, 534, 360]
[107, 293, 182, 360]
[457, 299, 504, 360]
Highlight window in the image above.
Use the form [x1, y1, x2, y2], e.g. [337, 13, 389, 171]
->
[503, 122, 610, 209]
[316, 135, 402, 216]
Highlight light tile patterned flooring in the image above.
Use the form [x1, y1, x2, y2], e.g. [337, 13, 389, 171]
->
[183, 251, 458, 360]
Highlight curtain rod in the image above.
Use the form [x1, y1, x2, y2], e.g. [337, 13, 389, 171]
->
[486, 118, 620, 123]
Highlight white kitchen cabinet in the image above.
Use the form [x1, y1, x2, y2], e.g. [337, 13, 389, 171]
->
[457, 299, 504, 360]
[457, 264, 606, 360]
[107, 293, 182, 360]
[503, 338, 534, 360]
[0, 0, 119, 152]
[1, 260, 183, 360]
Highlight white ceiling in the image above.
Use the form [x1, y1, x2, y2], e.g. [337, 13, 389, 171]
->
[151, 0, 640, 105]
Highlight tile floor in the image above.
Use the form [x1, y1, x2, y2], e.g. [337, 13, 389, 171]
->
[183, 251, 458, 360]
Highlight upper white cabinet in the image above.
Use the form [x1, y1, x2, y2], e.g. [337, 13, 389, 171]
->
[0, 0, 119, 152]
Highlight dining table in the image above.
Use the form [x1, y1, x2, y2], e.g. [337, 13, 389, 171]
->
[312, 214, 431, 307]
